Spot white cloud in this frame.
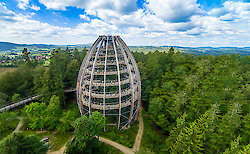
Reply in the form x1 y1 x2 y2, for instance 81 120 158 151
66 19 120 37
0 3 120 44
17 0 40 11
30 4 40 11
39 0 137 14
38 0 72 10
145 0 201 22
0 1 250 46
38 0 203 34
0 3 69 43
186 27 202 35
79 14 90 21
208 1 250 21
38 0 139 27
30 12 35 16
17 0 29 10
0 2 14 15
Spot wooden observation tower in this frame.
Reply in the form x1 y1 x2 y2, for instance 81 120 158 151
76 35 141 130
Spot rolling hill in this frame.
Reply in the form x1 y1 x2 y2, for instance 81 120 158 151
0 41 249 56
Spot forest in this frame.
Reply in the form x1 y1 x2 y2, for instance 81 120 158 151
0 47 249 153
134 48 249 153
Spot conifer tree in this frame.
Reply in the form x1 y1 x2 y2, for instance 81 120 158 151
73 48 80 62
165 113 187 152
212 103 242 153
65 47 71 57
22 48 30 62
171 104 220 153
241 144 250 153
223 136 241 154
240 113 250 145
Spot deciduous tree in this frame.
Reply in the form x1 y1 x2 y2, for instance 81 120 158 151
0 132 48 154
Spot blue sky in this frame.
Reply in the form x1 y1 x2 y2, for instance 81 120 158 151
0 0 249 46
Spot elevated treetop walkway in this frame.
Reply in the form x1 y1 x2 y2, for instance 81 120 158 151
0 88 76 113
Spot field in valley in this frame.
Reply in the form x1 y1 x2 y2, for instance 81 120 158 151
0 67 16 76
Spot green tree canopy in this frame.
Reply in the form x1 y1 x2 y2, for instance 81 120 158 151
44 95 61 130
11 93 21 102
25 102 47 130
66 116 99 154
0 92 8 106
90 111 105 136
0 132 48 154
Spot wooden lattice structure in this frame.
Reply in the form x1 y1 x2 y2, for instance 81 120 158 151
76 35 141 130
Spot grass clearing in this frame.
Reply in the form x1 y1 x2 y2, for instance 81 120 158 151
21 130 72 151
98 142 123 154
51 132 72 151
101 120 139 148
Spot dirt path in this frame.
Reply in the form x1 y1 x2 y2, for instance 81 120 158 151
47 143 67 154
99 137 134 154
46 108 144 154
12 118 67 154
132 108 144 152
14 118 23 132
99 107 144 153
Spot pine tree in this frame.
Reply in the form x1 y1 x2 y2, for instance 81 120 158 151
240 113 250 145
22 48 30 62
171 104 220 153
213 103 242 153
165 113 187 152
73 48 80 62
241 144 250 153
65 47 71 57
223 136 241 154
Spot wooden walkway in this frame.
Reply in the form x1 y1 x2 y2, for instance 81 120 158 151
0 88 76 113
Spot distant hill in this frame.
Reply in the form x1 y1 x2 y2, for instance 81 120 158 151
0 42 91 52
0 41 249 55
0 42 24 51
0 42 57 52
129 46 250 56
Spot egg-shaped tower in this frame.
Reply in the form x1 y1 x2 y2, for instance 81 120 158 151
76 35 141 130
